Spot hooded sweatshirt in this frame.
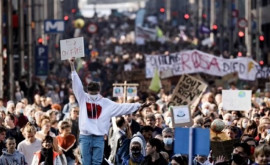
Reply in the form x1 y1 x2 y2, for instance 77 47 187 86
71 71 141 136
0 149 27 165
133 132 147 156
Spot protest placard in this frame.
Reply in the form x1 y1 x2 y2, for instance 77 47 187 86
222 90 251 111
113 87 124 97
127 87 137 97
174 128 210 156
169 74 208 106
60 37 84 60
171 106 193 127
211 139 240 160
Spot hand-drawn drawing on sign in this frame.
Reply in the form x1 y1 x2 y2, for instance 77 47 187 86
171 106 193 127
222 90 251 111
60 37 84 60
169 74 208 106
113 87 124 97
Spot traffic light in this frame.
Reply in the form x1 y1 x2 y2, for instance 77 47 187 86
64 15 69 21
259 60 264 66
238 31 245 44
259 35 264 49
212 24 218 35
160 8 165 13
237 51 242 57
37 37 43 44
202 13 207 20
184 14 190 21
71 8 77 14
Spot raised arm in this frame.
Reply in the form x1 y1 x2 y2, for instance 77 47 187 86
69 57 85 100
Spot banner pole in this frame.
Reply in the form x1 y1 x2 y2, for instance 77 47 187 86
188 128 193 165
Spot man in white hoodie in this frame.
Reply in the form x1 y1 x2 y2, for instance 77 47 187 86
69 58 147 165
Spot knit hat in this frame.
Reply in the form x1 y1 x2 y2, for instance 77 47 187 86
130 136 144 154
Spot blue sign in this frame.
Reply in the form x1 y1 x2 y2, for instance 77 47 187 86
174 128 210 156
44 20 65 33
35 46 48 76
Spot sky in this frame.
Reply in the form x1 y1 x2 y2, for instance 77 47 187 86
78 0 146 17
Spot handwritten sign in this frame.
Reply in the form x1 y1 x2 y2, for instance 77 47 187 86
145 50 267 80
222 90 251 111
169 75 207 106
60 37 84 60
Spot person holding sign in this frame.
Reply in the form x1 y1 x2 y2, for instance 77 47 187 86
69 57 149 165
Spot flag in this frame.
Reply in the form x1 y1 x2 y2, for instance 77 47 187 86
149 69 162 92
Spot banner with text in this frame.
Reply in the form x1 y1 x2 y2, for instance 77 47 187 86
145 50 266 81
169 75 207 106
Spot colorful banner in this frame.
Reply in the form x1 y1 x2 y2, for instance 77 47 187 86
145 50 265 81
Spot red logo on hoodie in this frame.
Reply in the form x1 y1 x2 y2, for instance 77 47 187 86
86 102 102 119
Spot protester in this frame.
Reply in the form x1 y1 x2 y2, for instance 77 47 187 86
253 144 270 165
0 127 6 156
56 121 76 165
32 135 63 165
17 122 42 164
0 137 27 165
142 138 168 165
122 136 145 165
69 57 149 165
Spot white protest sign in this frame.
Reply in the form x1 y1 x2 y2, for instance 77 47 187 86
222 90 251 111
171 105 193 127
113 87 124 97
127 87 137 97
60 37 84 60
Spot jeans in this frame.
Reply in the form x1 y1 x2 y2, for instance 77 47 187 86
79 134 104 165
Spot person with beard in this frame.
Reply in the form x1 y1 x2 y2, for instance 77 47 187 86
215 142 251 165
32 135 62 165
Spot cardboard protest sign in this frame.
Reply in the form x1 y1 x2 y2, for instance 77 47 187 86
211 139 240 160
169 74 208 106
60 37 84 60
222 90 251 111
171 106 193 127
174 128 210 156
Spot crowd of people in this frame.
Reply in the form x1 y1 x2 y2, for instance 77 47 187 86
1 8 270 165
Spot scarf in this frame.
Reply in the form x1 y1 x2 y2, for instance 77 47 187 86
129 154 144 163
40 148 53 165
